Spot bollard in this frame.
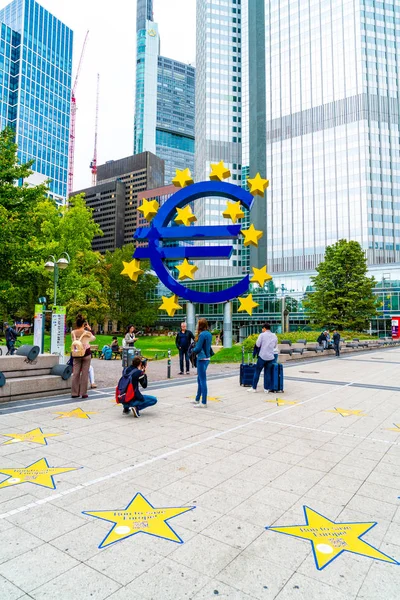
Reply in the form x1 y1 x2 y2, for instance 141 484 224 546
241 345 245 364
167 349 171 379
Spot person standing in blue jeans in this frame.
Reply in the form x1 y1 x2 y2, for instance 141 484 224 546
248 323 278 393
192 318 213 408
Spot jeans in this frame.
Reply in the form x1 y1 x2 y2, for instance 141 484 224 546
196 359 210 404
334 343 340 357
6 341 15 355
125 395 158 414
179 348 190 372
252 357 274 390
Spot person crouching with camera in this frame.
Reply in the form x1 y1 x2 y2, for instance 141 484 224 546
122 356 157 418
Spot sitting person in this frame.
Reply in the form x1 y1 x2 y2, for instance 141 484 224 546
122 356 157 418
111 337 119 353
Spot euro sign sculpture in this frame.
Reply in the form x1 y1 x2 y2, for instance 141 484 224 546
133 180 255 304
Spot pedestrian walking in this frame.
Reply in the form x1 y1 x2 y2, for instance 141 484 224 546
192 318 213 408
121 356 157 418
71 316 95 399
4 323 17 355
175 322 194 375
333 330 341 357
124 325 136 348
248 323 278 393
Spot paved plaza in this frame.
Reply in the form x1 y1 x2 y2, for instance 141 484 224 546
0 350 400 599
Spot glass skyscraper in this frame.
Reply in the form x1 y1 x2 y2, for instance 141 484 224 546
134 0 195 185
251 0 400 289
195 0 245 279
0 0 73 201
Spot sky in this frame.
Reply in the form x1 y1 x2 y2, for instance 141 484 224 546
1 0 196 191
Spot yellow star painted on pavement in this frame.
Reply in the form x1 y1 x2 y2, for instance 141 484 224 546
175 206 197 227
387 423 400 432
326 408 367 418
267 506 398 570
222 201 245 224
266 398 299 407
1 428 62 446
241 224 264 247
209 161 231 181
137 198 159 222
247 173 269 197
159 295 182 317
238 294 259 316
176 259 198 281
0 458 80 490
121 259 144 282
83 492 194 548
172 168 194 188
251 265 273 287
54 408 97 420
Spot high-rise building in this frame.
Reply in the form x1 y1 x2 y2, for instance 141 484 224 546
74 153 164 253
195 0 246 278
249 0 400 291
0 0 73 202
133 0 195 185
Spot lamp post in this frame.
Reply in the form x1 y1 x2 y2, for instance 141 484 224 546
44 253 70 307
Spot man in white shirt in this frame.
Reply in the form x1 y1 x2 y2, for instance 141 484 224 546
247 323 278 393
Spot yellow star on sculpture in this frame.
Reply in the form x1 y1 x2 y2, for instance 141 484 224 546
238 294 259 316
209 161 231 181
137 198 159 222
267 506 398 570
241 224 263 247
387 423 400 432
251 265 273 287
54 408 97 420
176 259 198 281
222 201 245 224
1 427 62 446
247 173 269 197
159 295 182 317
172 168 194 188
121 259 144 282
266 398 300 407
0 458 80 490
83 492 194 548
175 206 197 226
326 408 367 418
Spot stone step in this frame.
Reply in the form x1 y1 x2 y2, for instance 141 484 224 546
0 374 71 403
0 355 59 376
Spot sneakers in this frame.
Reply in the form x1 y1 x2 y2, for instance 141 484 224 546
247 388 257 393
186 371 190 375
264 389 270 393
81 394 89 399
131 406 140 418
91 384 97 389
178 371 184 375
193 403 207 408
193 399 200 405
122 408 130 415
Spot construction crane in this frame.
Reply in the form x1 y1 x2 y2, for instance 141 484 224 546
90 73 100 186
67 30 89 197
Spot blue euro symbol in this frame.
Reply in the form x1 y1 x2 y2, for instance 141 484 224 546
133 181 255 304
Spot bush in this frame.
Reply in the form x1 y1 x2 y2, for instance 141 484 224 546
243 330 378 352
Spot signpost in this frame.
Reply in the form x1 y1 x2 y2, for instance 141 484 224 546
33 304 45 354
50 306 66 363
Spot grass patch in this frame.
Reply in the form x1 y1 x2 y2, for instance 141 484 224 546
211 346 242 363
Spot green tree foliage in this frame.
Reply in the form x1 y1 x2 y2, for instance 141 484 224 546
303 239 378 330
105 244 159 328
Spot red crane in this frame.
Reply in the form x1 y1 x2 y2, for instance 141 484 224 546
90 73 100 186
67 30 89 198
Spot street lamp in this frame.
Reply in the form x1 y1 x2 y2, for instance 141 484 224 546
44 252 70 307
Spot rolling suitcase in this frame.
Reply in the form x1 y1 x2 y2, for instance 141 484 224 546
264 362 284 393
240 352 256 387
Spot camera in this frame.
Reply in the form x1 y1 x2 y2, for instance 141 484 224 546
141 358 148 368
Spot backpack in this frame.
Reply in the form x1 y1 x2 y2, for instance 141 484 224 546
102 345 113 360
71 332 86 357
115 368 135 404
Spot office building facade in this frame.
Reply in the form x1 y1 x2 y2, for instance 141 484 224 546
134 0 195 185
195 0 246 279
0 0 73 201
74 153 164 253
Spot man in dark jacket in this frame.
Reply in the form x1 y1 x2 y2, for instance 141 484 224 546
175 322 194 375
317 331 327 349
122 357 157 418
333 330 341 357
4 323 17 356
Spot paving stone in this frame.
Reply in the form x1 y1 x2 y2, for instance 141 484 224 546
29 563 120 599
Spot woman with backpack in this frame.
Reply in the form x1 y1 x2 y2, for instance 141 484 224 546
71 316 95 398
192 318 213 408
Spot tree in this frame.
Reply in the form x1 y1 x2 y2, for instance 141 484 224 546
105 244 159 328
303 239 378 330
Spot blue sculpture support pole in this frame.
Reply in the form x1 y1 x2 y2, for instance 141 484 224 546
186 302 195 336
223 302 233 349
